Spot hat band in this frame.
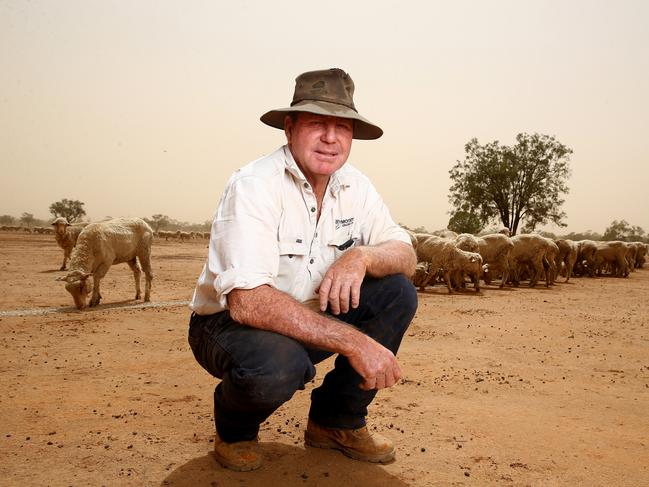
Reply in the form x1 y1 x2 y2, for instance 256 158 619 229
290 98 357 113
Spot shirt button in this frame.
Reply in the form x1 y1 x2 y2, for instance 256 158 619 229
310 207 316 213
304 182 309 188
310 258 314 264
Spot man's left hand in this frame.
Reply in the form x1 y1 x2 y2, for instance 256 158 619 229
317 248 368 314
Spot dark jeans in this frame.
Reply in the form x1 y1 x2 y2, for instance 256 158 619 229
188 274 418 443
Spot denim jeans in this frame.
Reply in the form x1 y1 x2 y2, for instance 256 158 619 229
188 274 418 443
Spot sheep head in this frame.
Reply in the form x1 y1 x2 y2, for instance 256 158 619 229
51 217 69 236
57 271 92 309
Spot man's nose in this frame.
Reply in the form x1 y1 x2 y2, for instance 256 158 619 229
321 123 337 143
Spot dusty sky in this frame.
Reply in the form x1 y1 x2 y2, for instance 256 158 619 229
1 0 648 234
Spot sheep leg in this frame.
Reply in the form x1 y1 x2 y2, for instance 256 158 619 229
443 270 454 294
138 250 153 302
89 265 109 307
61 248 71 271
500 260 510 288
127 258 142 300
529 258 543 287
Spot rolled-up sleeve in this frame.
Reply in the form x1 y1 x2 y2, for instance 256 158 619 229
207 174 282 308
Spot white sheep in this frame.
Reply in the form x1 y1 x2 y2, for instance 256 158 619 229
56 217 154 309
416 236 483 293
51 217 89 270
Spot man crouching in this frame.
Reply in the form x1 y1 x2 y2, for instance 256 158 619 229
188 68 418 471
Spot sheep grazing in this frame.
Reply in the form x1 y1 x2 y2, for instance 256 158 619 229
509 234 554 287
411 261 431 291
592 241 629 277
56 217 154 310
51 217 89 270
475 234 514 288
416 236 483 293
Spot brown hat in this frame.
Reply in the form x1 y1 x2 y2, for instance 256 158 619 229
260 68 383 140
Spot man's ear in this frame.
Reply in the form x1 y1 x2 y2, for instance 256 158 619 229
284 114 293 141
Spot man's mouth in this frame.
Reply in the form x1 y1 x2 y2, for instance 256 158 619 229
315 150 338 157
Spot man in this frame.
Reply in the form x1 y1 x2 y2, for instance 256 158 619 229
189 68 418 471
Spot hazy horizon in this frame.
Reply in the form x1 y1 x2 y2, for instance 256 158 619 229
2 1 648 235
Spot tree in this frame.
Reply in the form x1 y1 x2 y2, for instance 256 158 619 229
49 199 86 223
602 220 645 241
447 210 483 235
144 214 171 232
0 215 15 225
20 212 35 227
448 133 572 235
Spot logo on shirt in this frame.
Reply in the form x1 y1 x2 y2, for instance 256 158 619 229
335 217 354 230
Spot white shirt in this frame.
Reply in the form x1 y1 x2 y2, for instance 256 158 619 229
190 145 411 315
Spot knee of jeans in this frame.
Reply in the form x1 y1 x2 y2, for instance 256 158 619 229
385 274 418 320
229 349 315 408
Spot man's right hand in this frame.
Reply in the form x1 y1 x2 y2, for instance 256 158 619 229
346 335 402 390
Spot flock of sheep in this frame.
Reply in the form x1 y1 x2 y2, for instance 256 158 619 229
407 228 649 293
11 216 647 311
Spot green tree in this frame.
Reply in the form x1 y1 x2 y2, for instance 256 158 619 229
447 210 483 235
0 215 15 225
602 220 645 241
448 133 572 235
49 199 86 223
144 214 171 232
20 212 35 227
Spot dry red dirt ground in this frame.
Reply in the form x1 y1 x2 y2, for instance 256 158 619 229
1 232 647 486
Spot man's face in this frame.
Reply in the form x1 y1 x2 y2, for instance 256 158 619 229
284 112 353 184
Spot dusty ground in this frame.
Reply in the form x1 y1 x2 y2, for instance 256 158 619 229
1 232 647 487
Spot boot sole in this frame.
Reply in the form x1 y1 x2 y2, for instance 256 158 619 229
304 435 396 464
211 450 262 472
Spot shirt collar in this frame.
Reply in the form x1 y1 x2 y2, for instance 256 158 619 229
282 145 351 196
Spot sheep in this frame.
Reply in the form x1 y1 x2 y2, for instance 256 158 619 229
56 217 153 310
592 241 629 277
498 227 511 237
475 234 514 288
574 240 599 276
554 239 579 282
509 234 554 287
411 261 431 291
51 217 89 270
416 236 483 293
634 242 648 268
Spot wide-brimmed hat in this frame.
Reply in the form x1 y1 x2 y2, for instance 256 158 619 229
260 68 383 140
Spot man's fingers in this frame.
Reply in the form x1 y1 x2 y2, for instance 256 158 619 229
319 276 332 311
350 281 361 309
339 281 352 314
328 279 342 315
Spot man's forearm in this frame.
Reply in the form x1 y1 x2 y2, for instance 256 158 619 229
358 240 417 278
227 285 367 356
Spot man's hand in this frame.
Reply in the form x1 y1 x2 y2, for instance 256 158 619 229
318 248 368 314
346 335 402 390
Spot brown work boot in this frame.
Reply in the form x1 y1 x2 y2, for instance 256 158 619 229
304 419 396 464
212 432 262 471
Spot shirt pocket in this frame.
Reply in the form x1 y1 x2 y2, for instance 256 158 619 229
277 237 308 294
327 230 359 262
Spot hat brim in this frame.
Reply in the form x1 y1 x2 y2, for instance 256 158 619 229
260 100 383 140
